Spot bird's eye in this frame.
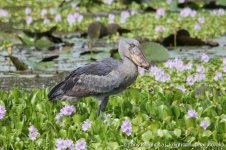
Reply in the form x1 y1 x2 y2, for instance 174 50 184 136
130 44 136 48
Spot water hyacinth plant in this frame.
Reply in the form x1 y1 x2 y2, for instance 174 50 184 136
0 56 226 149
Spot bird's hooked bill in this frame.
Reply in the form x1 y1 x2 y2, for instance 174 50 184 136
130 48 150 69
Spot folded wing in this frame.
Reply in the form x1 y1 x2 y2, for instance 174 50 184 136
48 58 121 101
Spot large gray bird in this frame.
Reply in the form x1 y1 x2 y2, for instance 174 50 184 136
48 38 150 115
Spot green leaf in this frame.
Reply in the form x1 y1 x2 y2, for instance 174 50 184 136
217 0 226 5
141 131 153 142
169 0 179 11
158 105 172 121
91 143 101 149
59 129 67 138
31 91 39 105
202 130 212 137
173 129 181 138
157 129 164 137
142 42 169 62
107 142 119 150
14 141 23 149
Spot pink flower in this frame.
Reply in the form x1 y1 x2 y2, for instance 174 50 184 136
186 75 195 85
190 10 196 17
178 0 185 3
28 125 39 141
56 139 74 150
43 18 50 24
180 8 191 17
218 9 225 15
223 58 226 65
120 11 130 23
67 13 83 25
108 14 115 23
156 73 170 82
200 120 209 130
155 25 166 32
0 9 10 17
56 113 63 122
103 0 114 5
214 72 223 81
26 16 33 25
41 9 48 17
201 54 209 62
49 8 56 15
55 14 62 22
167 0 172 4
149 66 170 82
185 63 193 70
194 73 205 81
130 10 137 16
180 8 196 17
164 58 191 71
196 65 205 73
67 13 75 25
223 65 226 73
74 13 83 22
194 23 201 30
198 16 205 24
177 85 186 93
121 119 132 136
96 16 101 21
75 139 86 150
25 7 32 15
212 9 225 15
187 109 198 118
156 8 165 18
82 119 92 131
60 105 76 116
0 105 6 120
138 66 145 75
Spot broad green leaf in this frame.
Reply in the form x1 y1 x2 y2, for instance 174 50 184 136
202 130 212 137
107 142 119 150
142 131 153 142
142 42 169 62
173 129 181 138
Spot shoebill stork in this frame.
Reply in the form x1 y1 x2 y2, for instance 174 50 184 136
48 38 150 115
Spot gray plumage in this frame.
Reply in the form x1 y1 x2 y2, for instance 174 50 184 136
48 38 150 115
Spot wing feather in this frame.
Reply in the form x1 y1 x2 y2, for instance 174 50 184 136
48 58 122 100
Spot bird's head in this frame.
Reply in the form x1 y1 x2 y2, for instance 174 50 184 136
118 38 150 68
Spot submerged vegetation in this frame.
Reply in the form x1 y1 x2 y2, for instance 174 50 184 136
1 0 226 149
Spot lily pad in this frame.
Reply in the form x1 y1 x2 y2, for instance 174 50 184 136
142 42 169 62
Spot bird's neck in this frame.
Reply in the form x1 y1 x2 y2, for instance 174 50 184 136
120 57 138 73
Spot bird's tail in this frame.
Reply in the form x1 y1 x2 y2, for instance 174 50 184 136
48 82 65 101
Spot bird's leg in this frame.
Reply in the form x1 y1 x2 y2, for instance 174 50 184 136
97 96 109 116
101 96 109 112
97 100 102 116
